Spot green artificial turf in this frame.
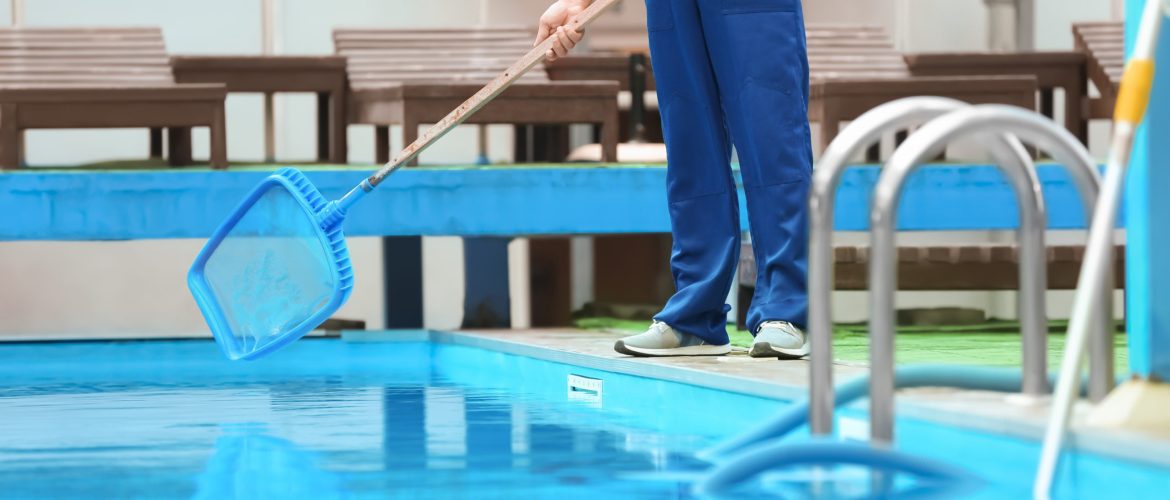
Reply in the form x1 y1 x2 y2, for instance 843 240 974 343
574 316 1128 372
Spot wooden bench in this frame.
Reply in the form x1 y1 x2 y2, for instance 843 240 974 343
1073 22 1123 121
0 27 227 169
736 243 1125 327
904 51 1088 143
334 27 620 164
546 54 655 92
806 25 1038 155
551 25 1037 157
171 55 348 164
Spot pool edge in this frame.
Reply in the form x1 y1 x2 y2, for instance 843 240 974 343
430 330 1170 470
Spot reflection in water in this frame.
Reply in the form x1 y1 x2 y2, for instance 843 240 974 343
0 379 710 497
194 424 343 499
372 383 707 497
0 341 1012 498
383 386 427 472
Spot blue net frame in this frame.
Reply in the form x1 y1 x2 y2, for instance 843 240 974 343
188 168 354 361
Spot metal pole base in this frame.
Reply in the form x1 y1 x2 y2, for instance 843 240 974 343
1086 378 1170 434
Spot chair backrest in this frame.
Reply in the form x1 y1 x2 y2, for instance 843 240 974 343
334 24 908 86
334 27 550 89
806 24 909 80
1072 21 1123 95
0 27 174 86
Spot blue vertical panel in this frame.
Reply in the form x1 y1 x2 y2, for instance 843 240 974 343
1125 0 1170 379
383 236 424 329
462 237 512 328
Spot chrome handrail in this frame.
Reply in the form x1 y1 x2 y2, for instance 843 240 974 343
808 97 1048 437
868 104 1109 443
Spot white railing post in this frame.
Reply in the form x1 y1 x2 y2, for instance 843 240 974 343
984 0 1020 51
12 0 25 26
261 0 278 162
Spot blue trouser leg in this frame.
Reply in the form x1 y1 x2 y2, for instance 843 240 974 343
647 0 812 343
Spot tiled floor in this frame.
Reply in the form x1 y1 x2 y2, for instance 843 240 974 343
464 327 864 388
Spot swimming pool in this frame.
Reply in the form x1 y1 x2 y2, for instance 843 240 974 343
1 334 1167 498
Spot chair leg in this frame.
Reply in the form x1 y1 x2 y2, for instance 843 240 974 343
375 125 390 164
330 89 348 164
317 92 330 162
0 105 19 169
1067 79 1089 145
209 105 228 170
600 114 619 163
894 129 909 148
149 127 164 159
817 108 841 157
1040 88 1055 121
167 127 193 167
403 120 419 167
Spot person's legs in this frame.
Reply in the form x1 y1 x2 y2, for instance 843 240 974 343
643 0 741 346
695 0 813 336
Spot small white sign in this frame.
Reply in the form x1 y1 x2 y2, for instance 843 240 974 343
567 374 603 407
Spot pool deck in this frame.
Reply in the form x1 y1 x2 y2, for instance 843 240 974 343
434 328 1170 468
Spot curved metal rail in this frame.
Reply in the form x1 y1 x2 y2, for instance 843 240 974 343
868 104 1109 443
808 97 1047 436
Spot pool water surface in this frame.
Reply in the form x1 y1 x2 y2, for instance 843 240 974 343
0 339 780 498
1 337 1168 499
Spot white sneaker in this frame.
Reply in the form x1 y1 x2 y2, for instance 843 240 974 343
750 321 810 359
614 321 731 357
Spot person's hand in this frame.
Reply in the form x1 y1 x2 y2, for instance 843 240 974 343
535 0 591 62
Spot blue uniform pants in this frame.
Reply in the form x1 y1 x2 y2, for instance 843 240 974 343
647 0 812 344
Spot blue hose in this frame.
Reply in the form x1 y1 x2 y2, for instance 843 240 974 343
698 364 1048 461
695 439 977 496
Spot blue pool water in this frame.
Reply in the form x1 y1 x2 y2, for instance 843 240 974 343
0 339 779 498
1 338 1167 498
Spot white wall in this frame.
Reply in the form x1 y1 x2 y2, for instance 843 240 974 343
1034 0 1112 49
901 0 988 51
0 239 385 339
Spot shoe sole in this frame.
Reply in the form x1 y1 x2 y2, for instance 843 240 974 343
614 340 731 357
749 341 810 360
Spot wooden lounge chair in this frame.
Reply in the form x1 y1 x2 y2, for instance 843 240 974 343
806 24 1037 154
547 54 654 92
550 25 1037 157
1073 22 1123 122
904 51 1087 143
334 27 620 164
736 243 1126 328
171 55 348 164
0 27 227 169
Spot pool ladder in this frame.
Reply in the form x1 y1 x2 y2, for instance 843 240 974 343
696 97 1117 494
810 98 1114 442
